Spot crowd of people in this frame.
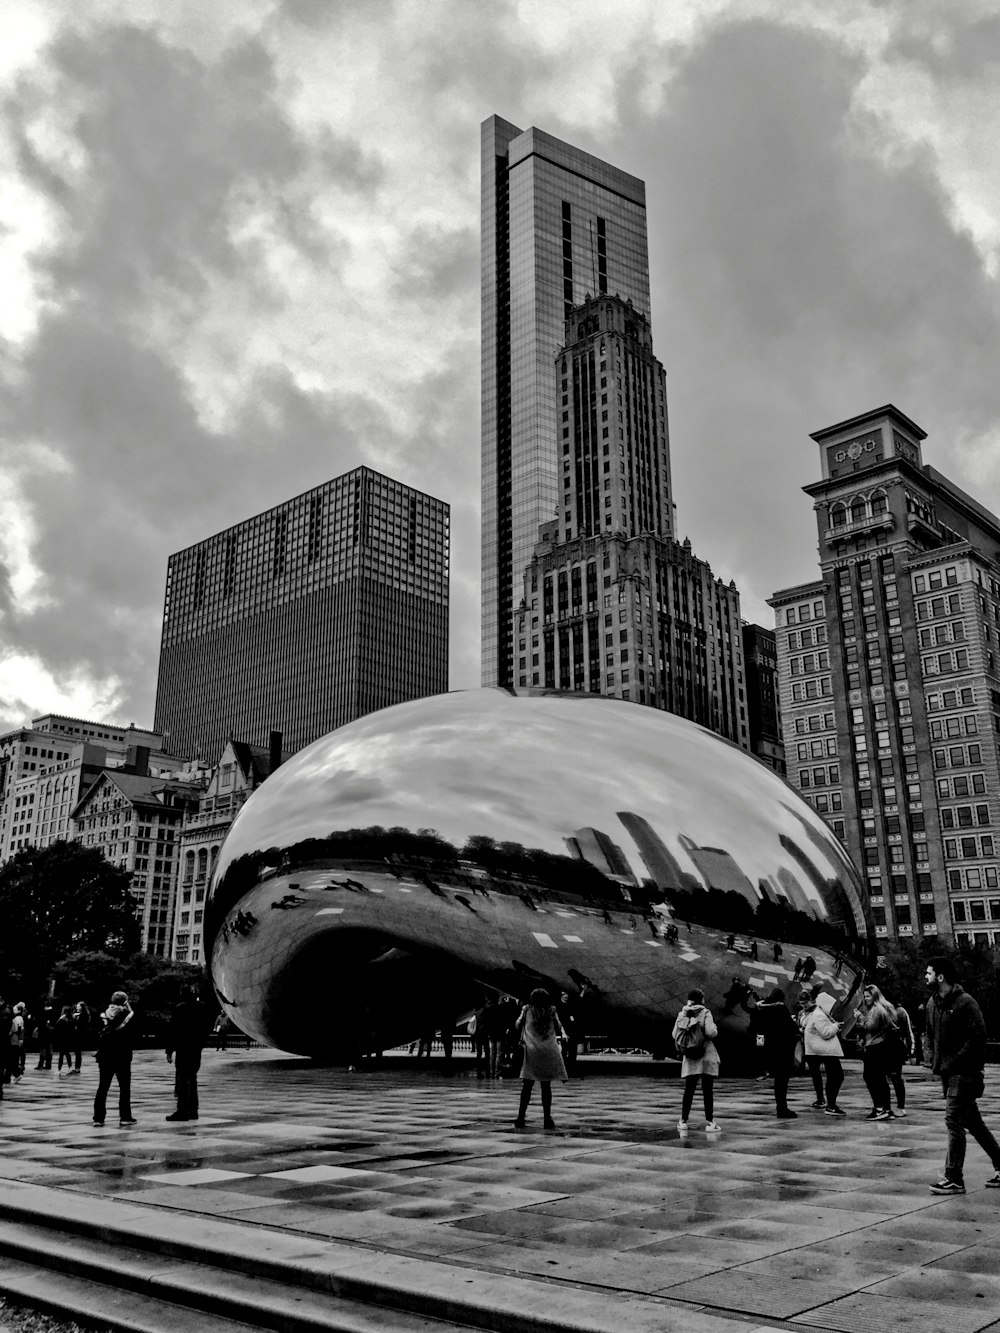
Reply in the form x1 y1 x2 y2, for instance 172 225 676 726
1 988 215 1126
4 957 1000 1195
672 957 1000 1195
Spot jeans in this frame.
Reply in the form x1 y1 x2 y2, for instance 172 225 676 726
943 1073 1000 1184
93 1056 132 1123
863 1045 891 1110
681 1073 714 1122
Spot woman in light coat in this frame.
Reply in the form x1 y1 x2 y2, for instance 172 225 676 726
671 988 721 1135
513 989 567 1131
802 991 847 1116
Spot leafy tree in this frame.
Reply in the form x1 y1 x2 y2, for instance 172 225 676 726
0 841 141 998
877 937 1000 1038
51 950 211 1044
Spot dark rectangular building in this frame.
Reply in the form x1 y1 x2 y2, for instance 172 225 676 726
154 467 449 763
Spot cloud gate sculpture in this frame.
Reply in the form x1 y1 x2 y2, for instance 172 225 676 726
208 690 870 1060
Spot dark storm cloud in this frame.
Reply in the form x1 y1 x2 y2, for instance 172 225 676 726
610 18 1000 618
0 22 392 730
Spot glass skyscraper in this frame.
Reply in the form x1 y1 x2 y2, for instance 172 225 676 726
481 116 650 686
154 467 449 763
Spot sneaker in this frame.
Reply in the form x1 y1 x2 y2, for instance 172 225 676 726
894 1108 907 1117
776 1108 798 1119
677 1119 689 1136
811 1100 826 1110
985 1172 1000 1189
825 1105 847 1117
119 1118 137 1127
543 1118 557 1130
92 1119 104 1126
165 1113 191 1122
929 1179 965 1194
513 1120 526 1131
705 1121 722 1133
874 1109 895 1121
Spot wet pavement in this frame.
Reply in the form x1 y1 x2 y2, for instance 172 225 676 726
3 1049 1000 1331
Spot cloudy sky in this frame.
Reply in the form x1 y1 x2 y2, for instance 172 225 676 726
2 0 999 736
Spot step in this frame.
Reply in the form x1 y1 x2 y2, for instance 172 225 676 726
0 1180 744 1333
0 1216 466 1332
0 1260 261 1333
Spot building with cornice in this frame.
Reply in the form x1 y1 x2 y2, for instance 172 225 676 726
771 404 1000 946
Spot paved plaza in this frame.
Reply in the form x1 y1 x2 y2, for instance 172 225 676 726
3 1049 1000 1331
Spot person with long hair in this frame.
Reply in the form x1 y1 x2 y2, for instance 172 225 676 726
858 982 900 1120
513 989 567 1130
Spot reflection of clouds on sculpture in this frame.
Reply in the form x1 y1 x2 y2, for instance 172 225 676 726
214 689 857 927
208 690 868 1058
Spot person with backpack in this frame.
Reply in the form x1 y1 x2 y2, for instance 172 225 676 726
672 989 721 1135
858 982 901 1121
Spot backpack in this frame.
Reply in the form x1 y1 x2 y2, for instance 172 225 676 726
674 1012 706 1060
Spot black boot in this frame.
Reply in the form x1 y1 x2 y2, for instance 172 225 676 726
514 1080 532 1128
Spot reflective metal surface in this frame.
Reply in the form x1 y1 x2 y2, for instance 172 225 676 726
209 689 870 1058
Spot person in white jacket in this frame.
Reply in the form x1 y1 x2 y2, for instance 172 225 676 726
672 989 721 1135
802 991 847 1116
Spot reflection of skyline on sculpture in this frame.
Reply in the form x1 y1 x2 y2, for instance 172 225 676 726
214 690 857 931
208 691 869 1057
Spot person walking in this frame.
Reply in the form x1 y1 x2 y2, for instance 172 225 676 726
753 989 800 1118
672 989 721 1134
513 989 567 1130
885 991 914 1116
54 1006 75 1073
925 956 1000 1195
803 992 847 1115
165 987 210 1121
92 992 136 1127
857 982 900 1121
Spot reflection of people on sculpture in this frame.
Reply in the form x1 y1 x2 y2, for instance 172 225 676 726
514 989 567 1130
721 976 749 1016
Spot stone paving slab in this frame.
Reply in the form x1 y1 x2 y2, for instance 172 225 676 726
3 1050 1000 1330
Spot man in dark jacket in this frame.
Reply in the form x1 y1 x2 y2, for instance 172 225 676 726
752 989 800 1118
165 988 211 1121
93 991 136 1127
925 956 1000 1194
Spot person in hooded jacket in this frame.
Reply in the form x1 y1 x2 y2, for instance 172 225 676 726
672 989 721 1134
803 992 847 1116
754 989 800 1118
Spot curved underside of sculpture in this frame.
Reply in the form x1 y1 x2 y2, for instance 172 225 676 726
208 689 870 1059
